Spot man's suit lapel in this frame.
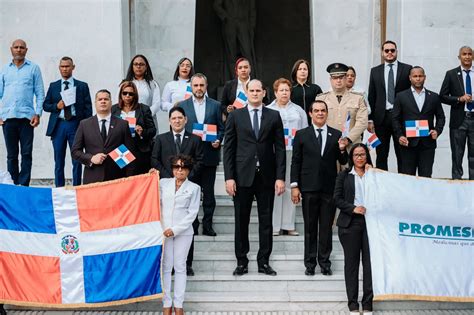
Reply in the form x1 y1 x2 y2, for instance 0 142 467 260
92 116 103 145
181 132 191 152
395 62 404 87
322 128 334 157
308 126 321 154
407 90 422 114
241 107 255 140
456 67 465 94
204 98 212 123
105 115 118 147
185 99 198 125
167 132 178 155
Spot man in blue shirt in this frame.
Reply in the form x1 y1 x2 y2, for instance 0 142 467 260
0 39 45 186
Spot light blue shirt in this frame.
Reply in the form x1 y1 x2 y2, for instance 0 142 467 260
59 77 76 118
0 59 45 120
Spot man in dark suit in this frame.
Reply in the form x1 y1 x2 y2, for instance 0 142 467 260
71 89 135 184
439 46 474 179
178 73 224 236
43 56 92 187
392 66 445 177
290 100 348 276
224 79 286 276
151 106 203 276
368 40 412 171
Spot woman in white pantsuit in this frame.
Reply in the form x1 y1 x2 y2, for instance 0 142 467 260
267 78 308 236
159 154 200 315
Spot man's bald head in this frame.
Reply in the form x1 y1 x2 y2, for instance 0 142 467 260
10 39 28 64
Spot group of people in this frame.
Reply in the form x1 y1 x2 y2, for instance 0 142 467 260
1 37 473 315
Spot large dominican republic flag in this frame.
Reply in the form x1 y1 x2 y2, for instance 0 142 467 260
0 174 163 307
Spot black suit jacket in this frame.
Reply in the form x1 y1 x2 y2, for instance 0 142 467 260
439 66 468 129
368 61 412 125
150 131 203 182
71 115 135 184
223 106 286 188
220 79 239 116
333 169 360 228
111 103 156 153
178 97 225 166
43 79 92 136
290 125 348 194
392 88 445 148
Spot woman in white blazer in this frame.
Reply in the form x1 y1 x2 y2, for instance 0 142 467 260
159 154 200 315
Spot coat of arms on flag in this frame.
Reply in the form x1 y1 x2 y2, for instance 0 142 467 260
192 123 218 142
341 112 351 138
284 128 297 150
184 85 192 100
232 91 247 109
124 117 137 137
367 132 381 149
0 174 163 307
405 120 429 137
108 144 136 168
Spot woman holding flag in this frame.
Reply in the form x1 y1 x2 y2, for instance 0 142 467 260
334 143 373 315
112 81 156 174
267 78 308 236
159 154 200 315
161 57 195 112
220 57 252 121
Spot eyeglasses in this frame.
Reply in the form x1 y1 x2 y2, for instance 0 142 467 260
384 49 396 53
122 91 135 97
171 164 188 170
133 63 146 67
354 153 367 158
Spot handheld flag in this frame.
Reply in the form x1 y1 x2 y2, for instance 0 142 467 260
341 112 351 138
284 128 297 150
367 132 381 149
0 174 162 307
184 85 192 100
232 91 247 109
405 120 429 137
108 144 136 168
124 117 137 137
192 123 218 142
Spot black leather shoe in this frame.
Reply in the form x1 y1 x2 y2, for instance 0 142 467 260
258 264 277 276
232 265 248 276
202 227 217 236
321 267 332 276
0 304 6 315
305 267 315 276
186 265 195 276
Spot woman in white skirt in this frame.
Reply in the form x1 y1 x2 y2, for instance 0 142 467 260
159 154 200 315
267 78 308 236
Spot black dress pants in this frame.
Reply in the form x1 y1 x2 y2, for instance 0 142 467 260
450 115 474 179
400 144 435 177
375 110 402 172
338 216 373 312
301 191 336 270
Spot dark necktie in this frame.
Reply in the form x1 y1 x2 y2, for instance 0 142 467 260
253 109 259 139
100 119 107 142
63 81 72 120
336 95 342 103
175 133 182 153
465 70 473 111
317 128 323 154
387 64 395 104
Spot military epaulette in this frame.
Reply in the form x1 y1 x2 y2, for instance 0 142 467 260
317 91 330 96
349 91 364 96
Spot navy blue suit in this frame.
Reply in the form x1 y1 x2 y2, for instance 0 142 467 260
178 96 225 232
43 78 92 186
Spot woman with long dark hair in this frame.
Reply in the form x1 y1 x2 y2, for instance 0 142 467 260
161 57 195 111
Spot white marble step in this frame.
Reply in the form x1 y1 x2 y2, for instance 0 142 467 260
8 310 474 314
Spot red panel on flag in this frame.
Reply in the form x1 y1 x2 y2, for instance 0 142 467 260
206 124 217 132
76 175 160 232
108 150 119 160
0 252 62 304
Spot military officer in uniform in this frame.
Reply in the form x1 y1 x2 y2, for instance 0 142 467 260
316 63 368 148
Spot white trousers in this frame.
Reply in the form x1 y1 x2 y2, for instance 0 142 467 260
273 151 296 232
162 234 193 308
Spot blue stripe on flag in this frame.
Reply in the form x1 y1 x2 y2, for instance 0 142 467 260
0 184 56 234
405 120 416 127
83 245 162 303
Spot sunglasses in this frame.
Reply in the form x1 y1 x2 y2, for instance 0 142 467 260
384 49 396 53
171 164 189 170
122 91 135 97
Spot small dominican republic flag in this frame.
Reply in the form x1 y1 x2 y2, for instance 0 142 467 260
192 123 218 142
124 117 137 137
367 132 381 149
341 112 351 138
405 120 429 137
184 85 192 100
284 128 297 150
108 144 136 169
0 174 162 307
233 91 247 109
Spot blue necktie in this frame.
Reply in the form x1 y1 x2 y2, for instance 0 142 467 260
465 70 473 111
387 64 395 104
253 109 259 139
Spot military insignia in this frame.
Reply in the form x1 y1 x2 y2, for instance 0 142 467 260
61 235 80 254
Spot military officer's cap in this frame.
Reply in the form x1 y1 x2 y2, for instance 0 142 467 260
326 63 349 76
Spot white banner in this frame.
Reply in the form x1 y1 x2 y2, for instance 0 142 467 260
364 169 474 302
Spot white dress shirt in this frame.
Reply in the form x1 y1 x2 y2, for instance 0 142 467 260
59 77 75 119
96 113 112 133
384 60 398 110
161 78 190 111
236 77 250 99
173 129 185 144
349 167 366 207
313 123 328 155
192 96 206 123
247 104 263 130
133 79 161 116
411 86 426 112
461 66 474 112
